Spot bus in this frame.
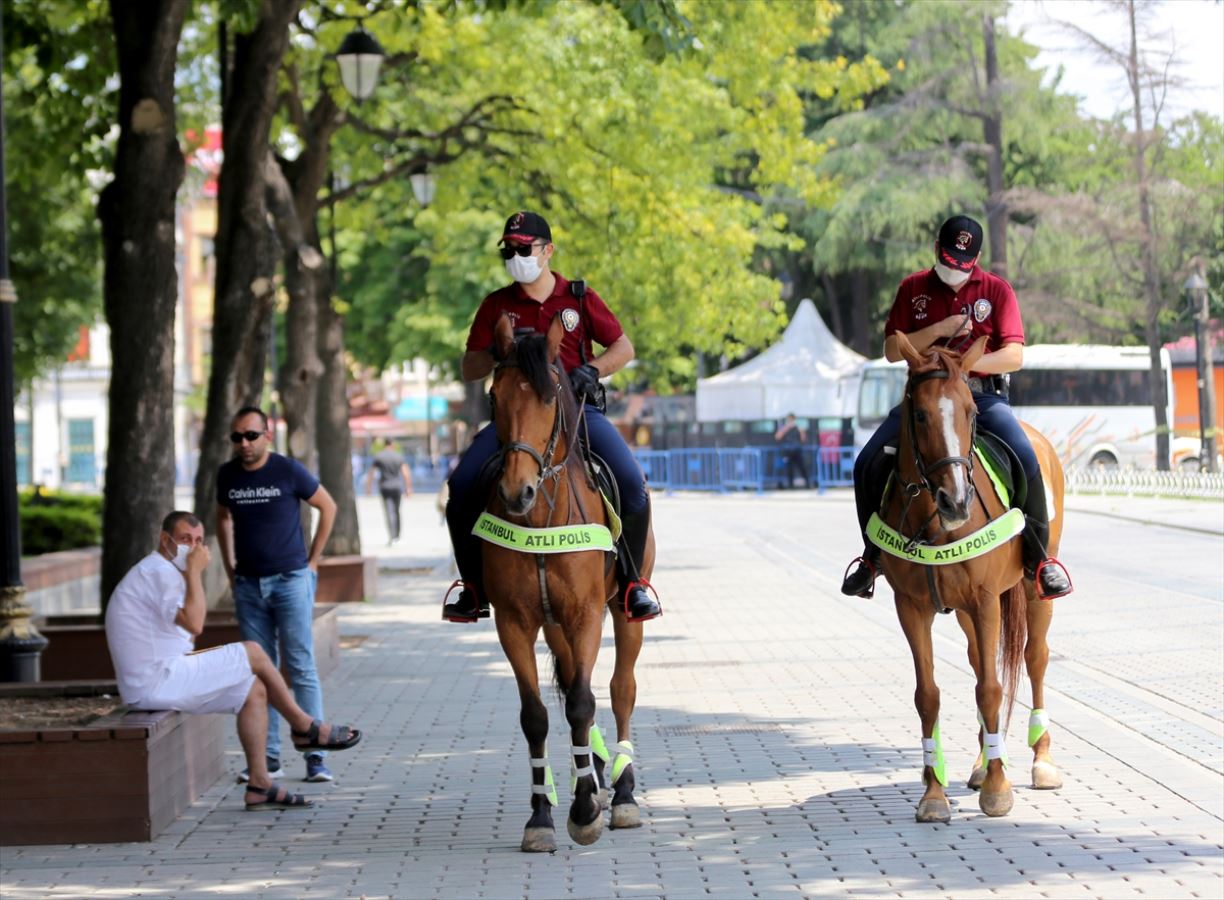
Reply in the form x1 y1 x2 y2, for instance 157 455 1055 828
851 344 1175 469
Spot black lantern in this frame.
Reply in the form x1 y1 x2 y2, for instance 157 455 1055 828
335 24 384 103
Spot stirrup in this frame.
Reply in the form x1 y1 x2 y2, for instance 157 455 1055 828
841 556 878 599
1034 558 1073 601
442 580 488 622
622 579 662 624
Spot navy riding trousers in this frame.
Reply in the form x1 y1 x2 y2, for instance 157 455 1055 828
852 391 1039 538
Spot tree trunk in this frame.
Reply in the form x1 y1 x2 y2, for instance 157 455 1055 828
97 0 188 606
849 269 873 356
820 274 846 344
982 14 1008 278
193 1 301 531
1126 0 1170 470
317 288 361 555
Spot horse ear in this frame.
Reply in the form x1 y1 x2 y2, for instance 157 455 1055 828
493 314 514 361
546 314 565 363
894 332 926 369
960 335 989 373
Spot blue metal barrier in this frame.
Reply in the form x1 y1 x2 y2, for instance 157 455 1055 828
634 447 857 493
667 448 724 491
719 448 765 492
635 450 671 489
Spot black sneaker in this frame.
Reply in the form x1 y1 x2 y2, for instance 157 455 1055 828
237 756 284 783
304 753 333 782
442 583 489 622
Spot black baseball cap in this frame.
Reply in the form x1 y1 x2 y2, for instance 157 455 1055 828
936 215 983 271
501 211 551 245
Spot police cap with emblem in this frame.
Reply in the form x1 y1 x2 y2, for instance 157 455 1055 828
936 215 983 272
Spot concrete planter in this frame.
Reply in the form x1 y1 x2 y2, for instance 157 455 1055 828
36 604 341 682
316 555 378 602
0 681 226 846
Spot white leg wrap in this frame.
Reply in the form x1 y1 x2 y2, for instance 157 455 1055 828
571 745 594 779
983 731 1006 761
922 737 939 768
530 755 558 805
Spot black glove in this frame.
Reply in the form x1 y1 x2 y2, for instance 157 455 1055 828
569 364 601 397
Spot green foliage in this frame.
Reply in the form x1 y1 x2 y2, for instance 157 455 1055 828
18 488 103 555
337 0 885 391
2 0 112 386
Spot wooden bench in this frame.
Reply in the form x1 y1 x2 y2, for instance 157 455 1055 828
0 683 226 846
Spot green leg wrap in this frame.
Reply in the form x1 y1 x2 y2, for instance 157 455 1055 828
610 739 634 784
1028 708 1049 748
922 721 949 787
590 723 611 763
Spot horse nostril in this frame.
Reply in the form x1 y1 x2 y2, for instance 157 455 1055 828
521 485 536 505
936 488 956 514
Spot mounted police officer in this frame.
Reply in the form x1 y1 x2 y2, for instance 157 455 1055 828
841 215 1073 601
442 211 662 624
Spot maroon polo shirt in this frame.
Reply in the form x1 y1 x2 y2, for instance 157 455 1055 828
885 266 1025 374
466 273 624 372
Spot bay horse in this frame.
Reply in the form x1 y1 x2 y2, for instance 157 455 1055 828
483 312 651 851
876 333 1064 823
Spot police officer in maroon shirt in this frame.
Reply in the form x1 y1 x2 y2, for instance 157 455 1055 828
841 215 1072 601
442 211 662 624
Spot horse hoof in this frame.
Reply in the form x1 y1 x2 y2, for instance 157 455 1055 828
915 798 951 824
979 789 1015 817
567 814 605 846
598 787 610 810
610 802 642 829
521 826 557 853
967 766 987 791
1032 760 1063 790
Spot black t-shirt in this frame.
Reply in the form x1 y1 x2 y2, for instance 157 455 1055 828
371 449 405 492
216 453 319 577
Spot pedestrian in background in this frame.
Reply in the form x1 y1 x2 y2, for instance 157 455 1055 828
775 412 810 489
216 406 339 784
366 440 413 545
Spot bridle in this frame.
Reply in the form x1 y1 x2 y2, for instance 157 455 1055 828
491 358 569 514
896 366 979 542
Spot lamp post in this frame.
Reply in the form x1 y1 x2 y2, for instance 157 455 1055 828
1183 272 1218 473
0 5 49 681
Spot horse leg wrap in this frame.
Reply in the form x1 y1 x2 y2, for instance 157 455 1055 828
570 745 594 792
589 723 611 763
922 721 949 787
611 740 634 785
977 710 1009 767
1028 709 1049 747
529 755 558 807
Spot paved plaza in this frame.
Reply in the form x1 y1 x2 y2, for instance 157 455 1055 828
2 487 1222 899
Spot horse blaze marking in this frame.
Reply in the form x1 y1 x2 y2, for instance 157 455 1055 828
938 396 967 497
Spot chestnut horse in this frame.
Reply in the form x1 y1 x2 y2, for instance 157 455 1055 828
483 313 651 851
876 334 1064 823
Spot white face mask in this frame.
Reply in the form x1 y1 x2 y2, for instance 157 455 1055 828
167 541 190 572
505 254 542 284
934 261 971 289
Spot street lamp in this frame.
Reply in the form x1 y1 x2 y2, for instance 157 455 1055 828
0 5 49 681
335 23 385 103
1183 271 1218 473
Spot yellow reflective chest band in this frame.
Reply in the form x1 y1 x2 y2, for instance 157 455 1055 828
867 508 1025 565
473 512 615 554
975 445 1011 507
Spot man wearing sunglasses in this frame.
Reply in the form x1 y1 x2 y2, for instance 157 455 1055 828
442 210 662 625
216 406 339 784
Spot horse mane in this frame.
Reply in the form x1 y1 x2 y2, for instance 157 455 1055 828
510 331 582 463
910 345 967 382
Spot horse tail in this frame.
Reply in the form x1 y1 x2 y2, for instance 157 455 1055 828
551 653 569 702
998 580 1028 729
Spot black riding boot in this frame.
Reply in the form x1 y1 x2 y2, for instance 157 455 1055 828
618 497 662 622
840 448 893 598
442 497 490 622
1019 472 1072 600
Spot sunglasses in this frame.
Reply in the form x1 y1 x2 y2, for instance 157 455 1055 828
498 242 542 260
230 430 264 444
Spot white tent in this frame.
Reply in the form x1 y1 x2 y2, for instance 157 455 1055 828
696 298 866 422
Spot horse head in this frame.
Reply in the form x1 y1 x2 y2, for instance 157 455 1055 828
894 332 988 531
489 313 573 517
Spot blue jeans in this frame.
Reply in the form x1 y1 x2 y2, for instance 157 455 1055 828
852 393 1039 540
233 566 323 760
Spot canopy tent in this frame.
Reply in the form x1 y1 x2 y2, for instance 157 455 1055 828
696 298 866 422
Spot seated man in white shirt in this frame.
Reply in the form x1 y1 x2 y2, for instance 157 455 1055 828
105 511 363 811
